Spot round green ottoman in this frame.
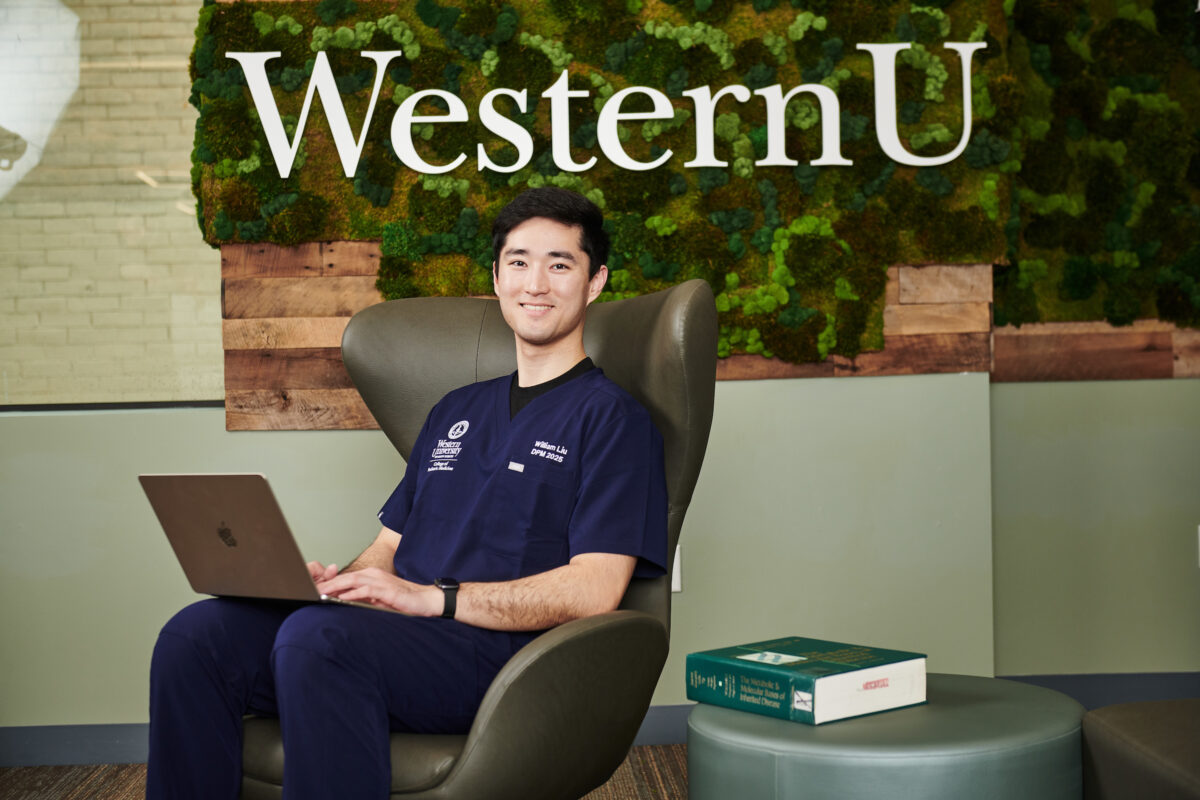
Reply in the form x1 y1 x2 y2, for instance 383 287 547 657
687 673 1085 800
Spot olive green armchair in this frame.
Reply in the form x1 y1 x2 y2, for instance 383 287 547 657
240 278 718 799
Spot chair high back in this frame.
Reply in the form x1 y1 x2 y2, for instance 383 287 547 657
341 279 718 629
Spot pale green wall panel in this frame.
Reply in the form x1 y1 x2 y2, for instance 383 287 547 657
655 372 995 706
4 376 1196 726
991 380 1200 676
1 372 996 725
0 408 404 727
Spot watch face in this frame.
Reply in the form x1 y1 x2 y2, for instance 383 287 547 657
436 577 459 589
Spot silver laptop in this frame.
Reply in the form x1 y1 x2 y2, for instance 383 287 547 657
139 473 382 610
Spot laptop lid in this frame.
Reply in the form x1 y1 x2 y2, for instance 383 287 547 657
139 473 322 603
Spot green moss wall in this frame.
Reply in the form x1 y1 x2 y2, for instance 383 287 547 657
191 0 1011 364
191 0 1200 365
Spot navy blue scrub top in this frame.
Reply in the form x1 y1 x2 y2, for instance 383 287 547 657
379 367 669 586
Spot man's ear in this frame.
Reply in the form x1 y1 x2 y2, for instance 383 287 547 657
586 264 609 305
492 261 499 291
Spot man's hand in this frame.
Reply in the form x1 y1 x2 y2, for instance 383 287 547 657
306 526 401 586
308 525 635 629
307 561 339 583
316 568 442 616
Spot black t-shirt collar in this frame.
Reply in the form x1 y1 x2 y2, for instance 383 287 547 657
509 357 595 419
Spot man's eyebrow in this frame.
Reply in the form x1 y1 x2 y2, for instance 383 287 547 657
501 246 577 262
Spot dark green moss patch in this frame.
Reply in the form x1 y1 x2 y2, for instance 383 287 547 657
998 0 1200 330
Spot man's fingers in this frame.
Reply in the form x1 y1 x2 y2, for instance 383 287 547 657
319 570 401 609
338 586 378 604
317 569 369 597
331 581 385 608
307 561 340 583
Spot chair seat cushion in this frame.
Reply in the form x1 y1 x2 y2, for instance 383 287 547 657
1082 699 1200 800
243 716 468 793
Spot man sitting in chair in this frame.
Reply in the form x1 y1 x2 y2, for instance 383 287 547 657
147 187 668 799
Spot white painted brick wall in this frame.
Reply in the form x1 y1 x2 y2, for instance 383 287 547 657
0 0 222 405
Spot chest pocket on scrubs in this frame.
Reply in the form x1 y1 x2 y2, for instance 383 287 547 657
490 456 577 574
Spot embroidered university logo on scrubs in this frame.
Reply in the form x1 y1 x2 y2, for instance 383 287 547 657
428 420 470 472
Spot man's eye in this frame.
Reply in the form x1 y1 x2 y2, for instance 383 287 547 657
551 263 569 271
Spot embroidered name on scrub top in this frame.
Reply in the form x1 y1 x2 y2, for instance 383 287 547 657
530 440 568 463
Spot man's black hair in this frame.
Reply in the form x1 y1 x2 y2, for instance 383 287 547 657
491 187 610 278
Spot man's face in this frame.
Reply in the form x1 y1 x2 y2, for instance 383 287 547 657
493 217 608 350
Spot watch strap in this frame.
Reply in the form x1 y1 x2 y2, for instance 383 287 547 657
435 578 459 619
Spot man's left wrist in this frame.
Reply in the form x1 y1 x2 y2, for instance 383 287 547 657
434 577 459 619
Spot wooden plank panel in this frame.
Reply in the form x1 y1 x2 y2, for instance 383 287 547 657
219 242 379 280
223 318 349 350
223 276 382 319
221 243 323 279
224 349 355 391
833 333 992 377
1172 330 1200 378
717 354 835 381
222 242 381 279
225 389 379 430
992 331 1174 382
993 319 1177 336
899 265 993 304
885 266 900 306
321 241 381 275
884 302 991 335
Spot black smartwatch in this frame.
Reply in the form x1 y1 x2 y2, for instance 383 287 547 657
434 577 459 619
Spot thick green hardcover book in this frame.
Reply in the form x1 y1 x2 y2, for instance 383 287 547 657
686 636 927 725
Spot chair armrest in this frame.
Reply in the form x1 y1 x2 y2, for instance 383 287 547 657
405 610 668 800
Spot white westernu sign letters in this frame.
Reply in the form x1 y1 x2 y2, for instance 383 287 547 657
228 41 987 179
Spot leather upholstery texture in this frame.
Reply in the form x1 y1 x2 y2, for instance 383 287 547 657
241 279 718 798
1082 699 1200 800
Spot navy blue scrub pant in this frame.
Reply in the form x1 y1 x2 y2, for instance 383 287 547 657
147 598 534 800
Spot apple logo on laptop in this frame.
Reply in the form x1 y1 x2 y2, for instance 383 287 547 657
217 522 238 548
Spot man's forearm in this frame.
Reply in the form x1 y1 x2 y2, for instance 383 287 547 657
343 527 401 573
453 553 635 631
317 541 635 629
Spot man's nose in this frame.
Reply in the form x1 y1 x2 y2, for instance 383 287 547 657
524 266 549 293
